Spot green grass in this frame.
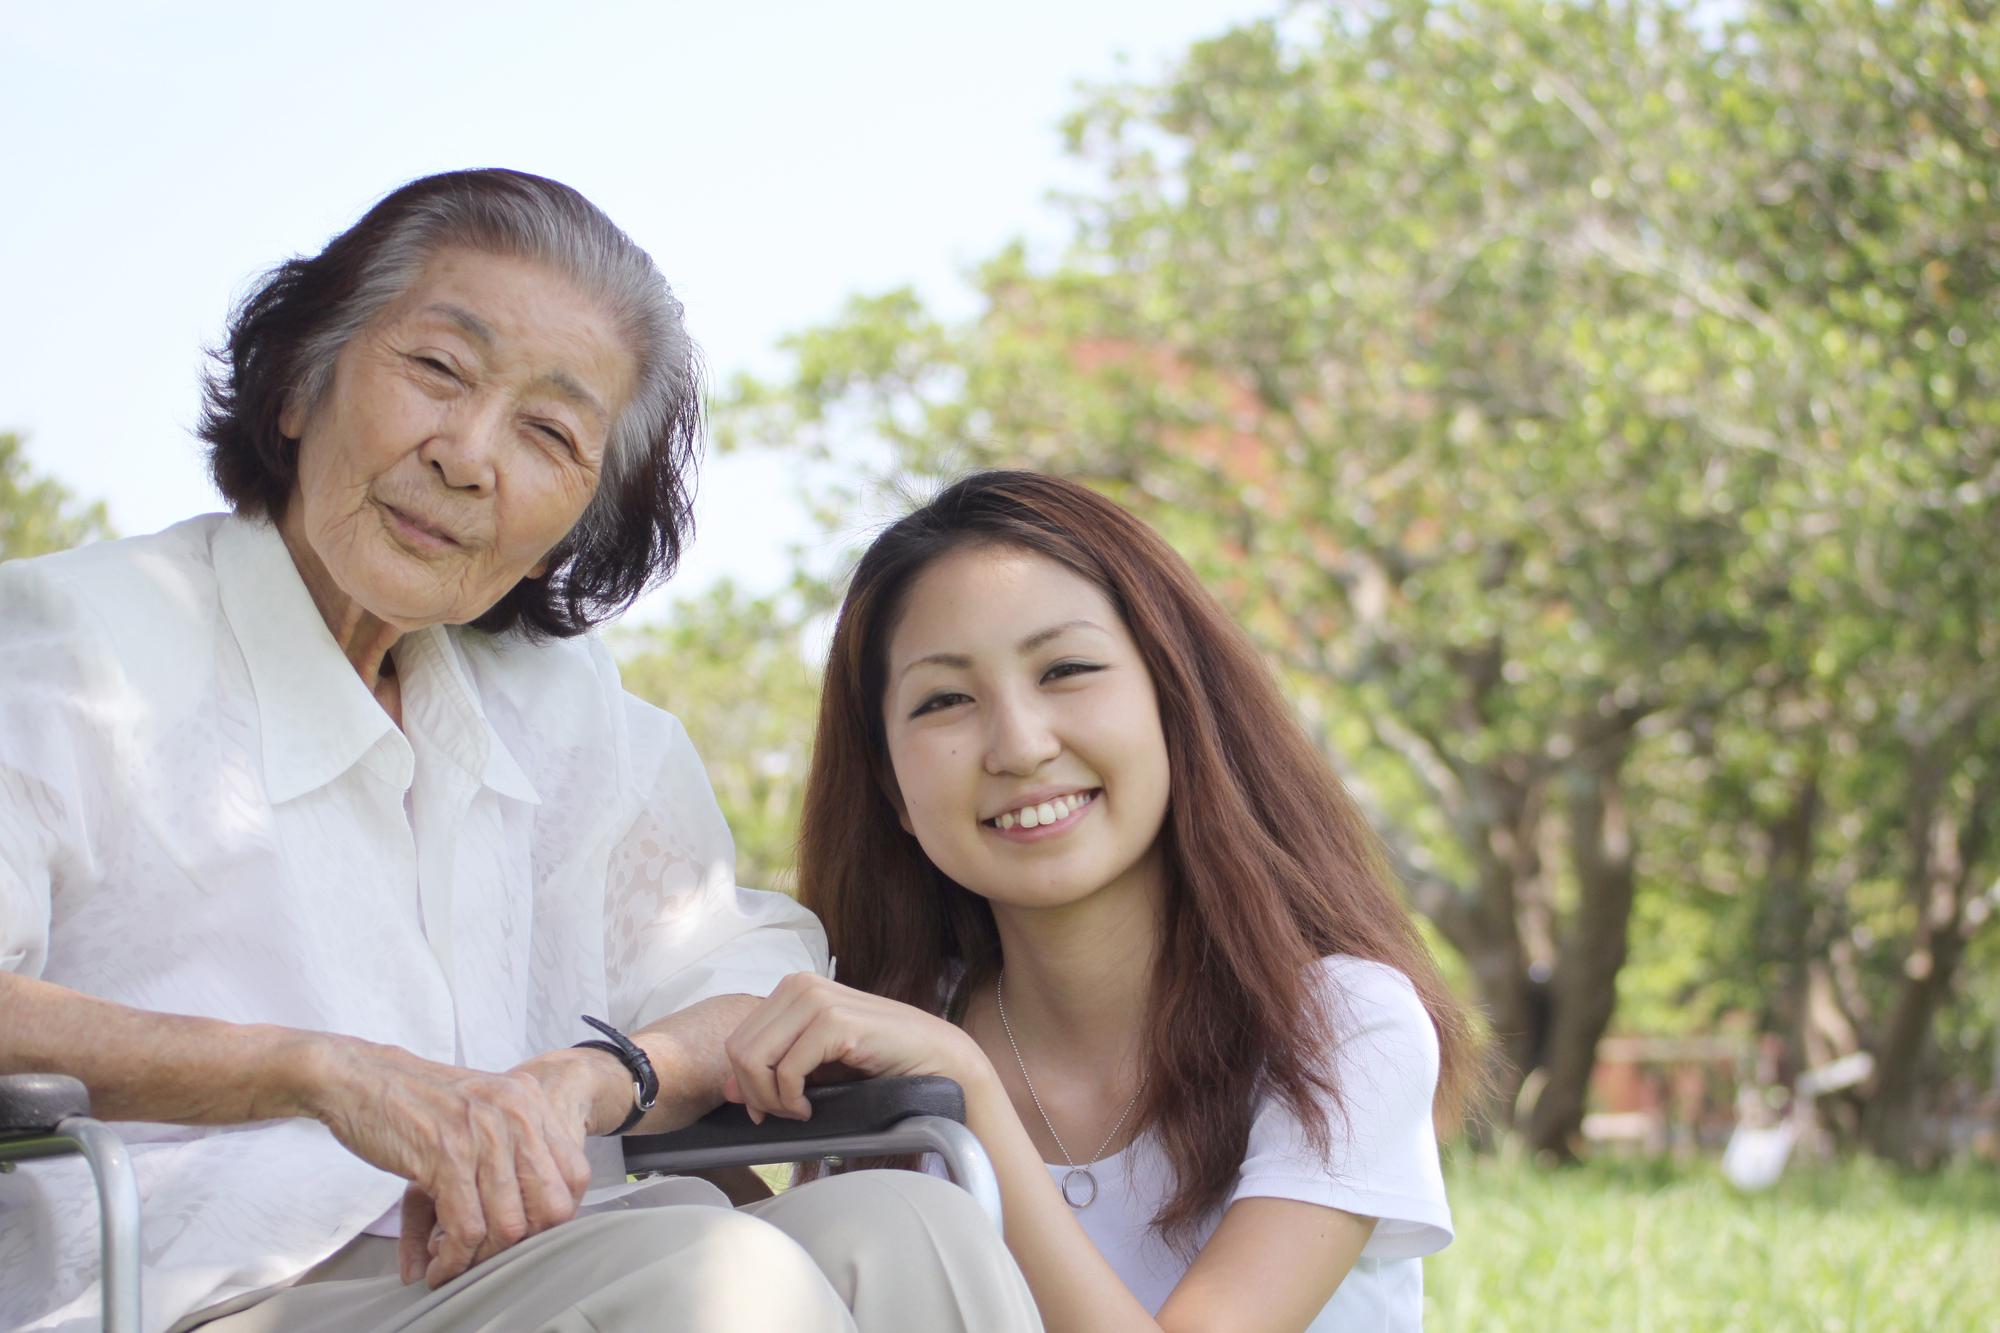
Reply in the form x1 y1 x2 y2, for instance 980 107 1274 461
1426 1154 2000 1331
753 1153 1997 1327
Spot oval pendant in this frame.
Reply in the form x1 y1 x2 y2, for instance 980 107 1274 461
1061 1167 1099 1209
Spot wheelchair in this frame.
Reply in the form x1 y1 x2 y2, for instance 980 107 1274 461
0 1071 998 1332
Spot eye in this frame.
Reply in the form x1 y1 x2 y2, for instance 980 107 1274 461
530 420 574 451
1042 660 1104 683
411 354 461 381
910 691 970 718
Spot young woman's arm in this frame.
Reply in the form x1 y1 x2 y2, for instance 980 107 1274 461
724 973 1379 1333
1157 1198 1375 1329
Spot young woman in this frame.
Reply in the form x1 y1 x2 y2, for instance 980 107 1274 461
724 471 1478 1332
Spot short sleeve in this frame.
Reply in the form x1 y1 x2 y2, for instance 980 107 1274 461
0 559 104 978
1230 957 1454 1259
601 694 828 1029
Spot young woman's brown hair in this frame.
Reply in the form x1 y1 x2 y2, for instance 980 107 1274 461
799 470 1477 1242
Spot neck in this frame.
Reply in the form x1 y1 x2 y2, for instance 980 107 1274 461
986 851 1164 1070
275 508 404 697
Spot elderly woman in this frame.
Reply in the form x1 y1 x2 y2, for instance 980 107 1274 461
0 170 1039 1333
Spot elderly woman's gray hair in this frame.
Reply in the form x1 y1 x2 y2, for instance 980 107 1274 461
199 167 702 638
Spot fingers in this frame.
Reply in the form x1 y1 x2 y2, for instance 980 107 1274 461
544 1110 593 1208
316 1043 610 1290
728 975 894 1122
725 978 980 1129
398 1187 437 1285
772 1014 847 1119
726 973 835 1123
434 1089 593 1285
511 1130 582 1245
424 1171 486 1289
466 1143 528 1272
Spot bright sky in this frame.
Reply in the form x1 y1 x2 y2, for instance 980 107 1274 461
2 0 1274 616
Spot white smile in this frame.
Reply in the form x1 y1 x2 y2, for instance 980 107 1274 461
984 789 1099 831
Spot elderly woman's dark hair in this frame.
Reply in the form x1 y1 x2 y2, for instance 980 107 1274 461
199 167 701 637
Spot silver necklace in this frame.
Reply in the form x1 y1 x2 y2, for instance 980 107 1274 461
994 971 1146 1209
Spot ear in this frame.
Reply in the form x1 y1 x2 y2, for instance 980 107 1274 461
526 558 550 580
278 394 305 441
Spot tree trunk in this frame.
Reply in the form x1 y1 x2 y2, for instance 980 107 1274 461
1524 745 1638 1159
1862 930 1964 1162
1464 774 1551 1138
1461 927 1536 1138
1338 692 1654 1154
1863 766 1994 1161
1759 768 1822 1081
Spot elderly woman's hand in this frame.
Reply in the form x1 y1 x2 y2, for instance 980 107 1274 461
302 1037 600 1288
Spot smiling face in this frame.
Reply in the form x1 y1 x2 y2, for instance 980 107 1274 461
882 544 1173 920
277 247 636 632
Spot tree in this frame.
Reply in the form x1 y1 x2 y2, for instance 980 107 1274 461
1652 0 2000 1157
614 582 820 895
0 432 112 560
725 0 2000 1158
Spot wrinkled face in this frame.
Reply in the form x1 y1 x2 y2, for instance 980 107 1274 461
882 545 1173 917
278 247 636 630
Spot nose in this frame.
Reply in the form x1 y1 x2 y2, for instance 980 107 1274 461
982 689 1061 777
418 397 504 494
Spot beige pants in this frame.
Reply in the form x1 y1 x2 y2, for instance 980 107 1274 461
177 1170 1041 1333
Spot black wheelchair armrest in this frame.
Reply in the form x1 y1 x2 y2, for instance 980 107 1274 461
0 1073 93 1135
622 1074 965 1163
619 1074 1003 1232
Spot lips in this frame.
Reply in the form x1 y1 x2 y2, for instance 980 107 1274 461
378 499 461 548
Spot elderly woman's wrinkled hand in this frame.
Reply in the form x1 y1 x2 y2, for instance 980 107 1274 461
301 1036 598 1288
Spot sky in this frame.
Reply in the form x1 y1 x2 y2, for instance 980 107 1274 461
2 0 1278 617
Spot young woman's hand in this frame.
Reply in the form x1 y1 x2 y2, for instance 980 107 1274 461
722 972 990 1123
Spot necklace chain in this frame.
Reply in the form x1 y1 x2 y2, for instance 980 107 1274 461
994 971 1145 1207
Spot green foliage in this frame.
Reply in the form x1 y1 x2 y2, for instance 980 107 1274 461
1429 1153 2000 1330
0 432 112 560
718 0 2000 1149
614 583 819 894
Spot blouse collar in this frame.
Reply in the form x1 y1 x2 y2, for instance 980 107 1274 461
212 514 539 806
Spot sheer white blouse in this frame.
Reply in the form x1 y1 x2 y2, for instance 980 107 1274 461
0 514 828 1332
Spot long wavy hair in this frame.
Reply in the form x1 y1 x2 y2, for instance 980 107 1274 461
800 470 1476 1244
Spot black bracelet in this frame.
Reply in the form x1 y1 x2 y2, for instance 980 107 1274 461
572 1014 659 1136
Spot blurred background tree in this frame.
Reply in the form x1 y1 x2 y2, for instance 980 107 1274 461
1 431 112 559
717 0 2000 1161
615 583 822 895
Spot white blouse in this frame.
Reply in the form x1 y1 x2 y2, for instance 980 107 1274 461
0 514 828 1333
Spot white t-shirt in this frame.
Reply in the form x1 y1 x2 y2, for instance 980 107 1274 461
0 515 828 1332
931 955 1451 1330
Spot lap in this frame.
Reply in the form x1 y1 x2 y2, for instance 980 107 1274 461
184 1204 856 1333
745 1170 1042 1333
182 1170 1038 1333
747 1167 993 1244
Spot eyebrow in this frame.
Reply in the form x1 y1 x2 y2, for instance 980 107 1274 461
420 302 611 425
424 302 496 347
541 369 609 425
897 618 1107 681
